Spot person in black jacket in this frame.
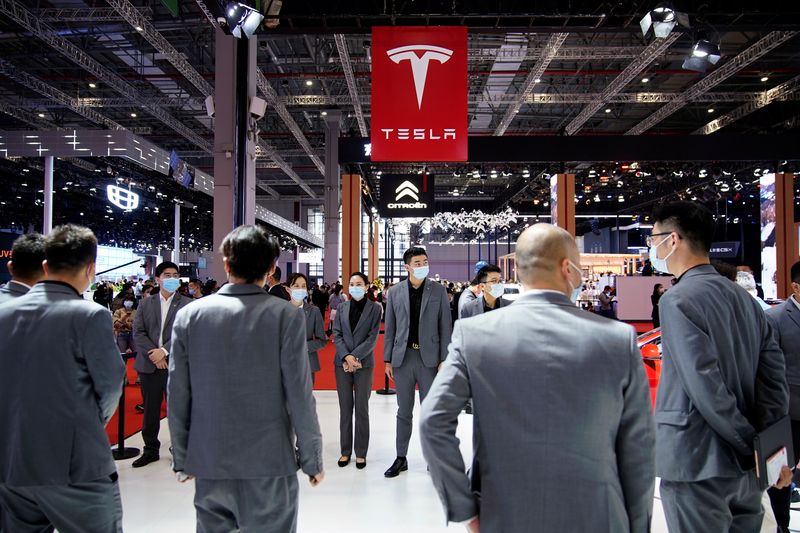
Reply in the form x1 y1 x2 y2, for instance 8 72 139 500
650 283 664 328
266 265 289 301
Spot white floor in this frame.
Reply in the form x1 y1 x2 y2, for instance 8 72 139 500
113 391 798 532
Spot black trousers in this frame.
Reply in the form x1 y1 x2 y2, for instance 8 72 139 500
140 369 168 455
767 418 800 529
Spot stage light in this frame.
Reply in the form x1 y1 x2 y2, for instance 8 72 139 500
640 3 687 39
683 39 721 73
223 2 264 39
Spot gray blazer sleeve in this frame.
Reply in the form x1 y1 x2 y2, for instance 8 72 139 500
306 307 327 353
84 307 126 423
133 298 158 354
660 297 757 454
351 303 381 361
420 321 478 523
332 303 349 364
460 298 479 320
616 327 656 533
383 294 396 364
438 287 453 363
167 310 191 472
754 313 789 428
281 308 323 476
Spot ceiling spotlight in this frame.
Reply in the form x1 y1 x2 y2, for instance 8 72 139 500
761 76 770 82
130 112 137 117
135 26 144 32
534 78 542 84
321 111 328 116
641 77 650 83
88 82 97 88
522 169 530 178
305 80 313 86
683 39 721 73
37 112 45 118
640 3 687 39
618 195 625 203
707 108 715 113
604 108 612 113
223 1 264 39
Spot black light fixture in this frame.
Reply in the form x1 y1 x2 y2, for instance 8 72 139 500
682 38 721 73
640 3 689 39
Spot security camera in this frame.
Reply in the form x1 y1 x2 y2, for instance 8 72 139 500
205 95 215 118
249 96 267 119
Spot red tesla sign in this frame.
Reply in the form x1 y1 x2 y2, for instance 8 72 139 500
371 26 468 162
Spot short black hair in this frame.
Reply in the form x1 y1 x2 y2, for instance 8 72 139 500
155 261 179 278
9 233 46 279
287 272 308 288
791 261 800 284
651 201 715 255
271 265 282 282
44 225 97 274
219 225 280 284
403 246 427 265
712 261 737 282
349 271 370 285
189 278 202 285
477 264 502 283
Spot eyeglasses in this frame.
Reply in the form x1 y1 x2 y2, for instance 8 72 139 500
645 232 674 248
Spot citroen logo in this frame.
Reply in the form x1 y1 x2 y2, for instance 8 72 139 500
395 181 420 201
107 185 140 211
387 45 453 110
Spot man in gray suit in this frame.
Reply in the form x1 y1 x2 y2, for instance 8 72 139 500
132 260 189 467
650 201 788 532
0 233 45 304
0 225 125 532
168 225 323 533
766 260 800 531
420 224 655 533
383 246 453 478
460 264 510 319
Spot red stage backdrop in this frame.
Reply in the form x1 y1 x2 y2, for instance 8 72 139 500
371 26 468 162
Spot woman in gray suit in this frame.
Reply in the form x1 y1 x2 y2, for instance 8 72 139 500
332 272 382 469
288 273 327 385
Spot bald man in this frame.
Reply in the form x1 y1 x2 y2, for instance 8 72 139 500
420 224 655 533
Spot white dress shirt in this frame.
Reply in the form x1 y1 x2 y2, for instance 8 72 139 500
159 292 175 353
792 294 800 313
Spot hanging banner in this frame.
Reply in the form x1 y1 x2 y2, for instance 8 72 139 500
371 26 468 162
378 174 436 217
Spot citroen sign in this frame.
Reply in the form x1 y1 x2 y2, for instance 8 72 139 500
378 174 435 217
107 184 140 210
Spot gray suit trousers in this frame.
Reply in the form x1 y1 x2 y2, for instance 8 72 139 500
0 475 122 533
194 476 299 533
334 366 372 457
660 473 762 533
394 348 437 457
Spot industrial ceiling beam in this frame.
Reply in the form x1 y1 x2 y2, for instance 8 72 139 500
626 31 798 135
565 33 681 135
334 34 367 136
693 74 800 134
0 0 212 152
31 6 152 23
256 139 318 198
494 33 569 136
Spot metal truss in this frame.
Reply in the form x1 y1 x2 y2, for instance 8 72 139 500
32 6 152 22
494 33 569 136
334 34 367 137
256 139 317 198
107 0 213 97
256 181 281 199
0 58 124 130
694 74 800 134
193 0 219 26
0 0 212 153
0 99 58 129
565 33 681 135
626 31 798 135
471 45 645 62
256 70 325 175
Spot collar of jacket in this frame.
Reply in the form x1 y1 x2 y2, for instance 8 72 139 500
37 280 81 297
217 283 268 296
514 290 573 307
675 263 715 284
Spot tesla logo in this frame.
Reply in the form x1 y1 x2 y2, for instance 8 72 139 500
387 45 453 110
395 181 419 201
107 185 139 210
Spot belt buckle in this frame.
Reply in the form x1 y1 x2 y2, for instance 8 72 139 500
412 343 420 350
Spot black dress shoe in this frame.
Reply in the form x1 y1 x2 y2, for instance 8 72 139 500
356 458 367 470
135 404 144 413
337 456 351 467
384 457 408 478
131 454 159 468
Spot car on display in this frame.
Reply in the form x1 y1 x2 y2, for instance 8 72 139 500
502 283 523 301
638 328 662 407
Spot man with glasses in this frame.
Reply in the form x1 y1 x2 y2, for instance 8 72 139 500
460 264 510 319
132 261 190 468
649 201 789 532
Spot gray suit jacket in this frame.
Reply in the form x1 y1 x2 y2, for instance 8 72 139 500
767 298 800 419
132 291 189 373
0 282 125 486
459 294 510 319
167 283 323 479
383 279 453 368
332 299 382 368
303 303 327 372
656 265 788 482
456 288 478 318
420 291 655 532
0 280 29 304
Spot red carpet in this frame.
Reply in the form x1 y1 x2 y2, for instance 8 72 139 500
106 358 166 446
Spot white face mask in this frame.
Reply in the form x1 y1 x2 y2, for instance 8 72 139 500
649 235 675 274
488 283 505 299
566 261 582 303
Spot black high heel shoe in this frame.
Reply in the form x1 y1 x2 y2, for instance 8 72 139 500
338 455 351 467
355 458 367 470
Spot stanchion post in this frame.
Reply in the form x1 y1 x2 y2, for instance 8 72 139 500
375 374 396 396
112 352 140 461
